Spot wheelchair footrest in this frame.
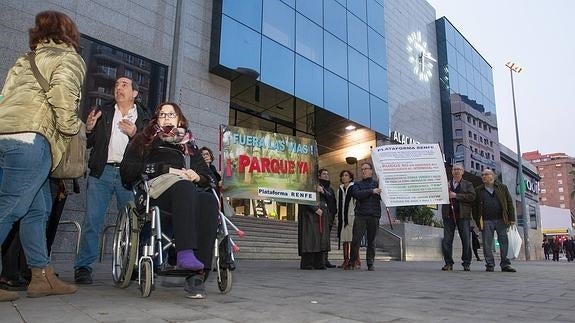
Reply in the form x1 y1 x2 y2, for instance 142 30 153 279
157 264 201 276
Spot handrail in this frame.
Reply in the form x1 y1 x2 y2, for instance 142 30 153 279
379 225 404 261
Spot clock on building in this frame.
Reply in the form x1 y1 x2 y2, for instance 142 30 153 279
407 31 436 82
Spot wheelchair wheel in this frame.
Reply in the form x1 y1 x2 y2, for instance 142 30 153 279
112 201 139 288
139 259 153 298
217 268 232 293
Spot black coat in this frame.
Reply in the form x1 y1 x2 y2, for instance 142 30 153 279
297 204 331 255
86 102 149 178
298 190 331 255
319 178 337 224
120 137 213 190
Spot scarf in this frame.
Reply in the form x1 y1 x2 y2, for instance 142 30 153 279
154 125 195 155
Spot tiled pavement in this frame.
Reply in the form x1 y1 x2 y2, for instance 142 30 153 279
1 259 574 322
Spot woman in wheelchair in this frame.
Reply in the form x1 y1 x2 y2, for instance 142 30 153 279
120 102 218 298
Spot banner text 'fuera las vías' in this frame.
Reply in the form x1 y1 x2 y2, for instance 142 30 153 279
221 125 318 205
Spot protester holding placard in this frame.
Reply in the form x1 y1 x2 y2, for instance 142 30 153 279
348 162 381 271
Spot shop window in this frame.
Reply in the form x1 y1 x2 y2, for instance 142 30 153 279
78 35 167 118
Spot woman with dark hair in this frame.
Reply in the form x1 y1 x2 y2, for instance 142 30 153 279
120 102 218 299
337 170 356 269
0 10 85 301
200 146 222 189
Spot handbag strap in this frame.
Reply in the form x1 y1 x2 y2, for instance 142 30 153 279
27 51 50 92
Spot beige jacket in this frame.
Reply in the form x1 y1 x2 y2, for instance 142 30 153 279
0 41 86 170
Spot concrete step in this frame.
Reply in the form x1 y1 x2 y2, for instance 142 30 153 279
235 250 394 261
231 230 298 240
227 216 397 261
64 214 398 261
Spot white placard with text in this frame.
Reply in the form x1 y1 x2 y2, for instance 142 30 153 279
371 144 449 207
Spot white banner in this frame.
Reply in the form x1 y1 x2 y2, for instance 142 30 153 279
371 144 449 207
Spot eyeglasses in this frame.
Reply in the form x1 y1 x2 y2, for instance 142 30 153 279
481 173 491 176
158 112 177 119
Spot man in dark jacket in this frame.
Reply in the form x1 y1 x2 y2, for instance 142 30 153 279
318 168 337 268
349 162 381 271
473 168 516 272
74 77 149 284
441 163 476 271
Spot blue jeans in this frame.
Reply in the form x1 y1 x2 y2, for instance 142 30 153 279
75 165 133 270
442 217 471 266
482 219 511 268
0 135 52 269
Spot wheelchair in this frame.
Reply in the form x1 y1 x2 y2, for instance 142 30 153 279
111 175 242 298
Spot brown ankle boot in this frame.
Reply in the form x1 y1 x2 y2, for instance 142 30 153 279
354 259 361 270
27 266 77 298
0 289 19 301
339 242 350 269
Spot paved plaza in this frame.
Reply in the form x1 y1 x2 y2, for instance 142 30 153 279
1 259 574 322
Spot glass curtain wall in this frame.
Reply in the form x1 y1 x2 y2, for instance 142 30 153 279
211 0 390 136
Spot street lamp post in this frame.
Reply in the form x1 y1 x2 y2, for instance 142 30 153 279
506 61 530 260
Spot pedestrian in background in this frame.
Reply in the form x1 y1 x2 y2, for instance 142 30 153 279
471 229 482 261
565 237 574 262
0 10 86 301
473 169 516 272
542 238 551 261
201 146 222 190
552 237 560 261
441 164 476 271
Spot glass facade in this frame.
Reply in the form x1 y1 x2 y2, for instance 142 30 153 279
436 18 500 175
436 18 495 114
212 0 389 136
